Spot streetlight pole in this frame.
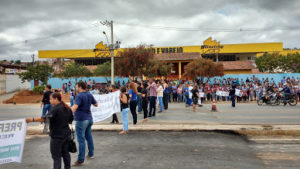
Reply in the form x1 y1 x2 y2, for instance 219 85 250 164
101 20 114 85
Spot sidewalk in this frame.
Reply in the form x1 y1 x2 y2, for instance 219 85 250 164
0 91 18 104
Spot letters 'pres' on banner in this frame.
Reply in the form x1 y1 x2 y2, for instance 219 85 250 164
0 119 27 165
91 91 121 122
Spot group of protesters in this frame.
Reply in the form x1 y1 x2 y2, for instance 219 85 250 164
25 75 299 169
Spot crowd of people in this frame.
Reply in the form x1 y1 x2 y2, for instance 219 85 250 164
26 75 299 169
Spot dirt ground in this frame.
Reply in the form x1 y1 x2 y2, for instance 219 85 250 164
2 90 70 104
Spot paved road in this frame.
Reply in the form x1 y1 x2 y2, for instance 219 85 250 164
3 131 265 169
0 102 299 125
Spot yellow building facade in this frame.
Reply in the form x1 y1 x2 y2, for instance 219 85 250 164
38 37 300 79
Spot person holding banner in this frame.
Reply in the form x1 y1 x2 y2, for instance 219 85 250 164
110 85 119 124
120 86 130 134
71 81 98 166
26 92 73 169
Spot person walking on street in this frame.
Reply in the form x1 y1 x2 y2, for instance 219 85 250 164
229 86 236 107
41 84 53 118
119 86 129 134
71 81 98 166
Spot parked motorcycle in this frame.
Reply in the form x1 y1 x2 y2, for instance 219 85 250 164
257 93 277 106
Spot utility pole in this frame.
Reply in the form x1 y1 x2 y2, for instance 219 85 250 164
101 20 115 85
31 54 35 65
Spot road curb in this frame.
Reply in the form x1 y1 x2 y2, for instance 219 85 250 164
26 124 300 136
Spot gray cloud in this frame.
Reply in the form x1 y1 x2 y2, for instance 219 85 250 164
0 0 300 61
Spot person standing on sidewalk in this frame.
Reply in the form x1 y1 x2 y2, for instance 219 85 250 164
162 80 169 110
26 92 73 169
71 81 98 166
137 82 143 114
110 85 119 124
119 86 129 134
147 79 157 117
191 85 199 112
141 82 149 122
129 82 138 125
156 81 164 113
41 84 53 118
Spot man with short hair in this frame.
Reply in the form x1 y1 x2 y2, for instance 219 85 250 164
41 84 53 118
71 81 98 166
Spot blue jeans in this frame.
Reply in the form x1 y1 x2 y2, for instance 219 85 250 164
42 104 52 117
185 94 189 105
137 95 142 113
121 108 129 131
75 120 94 162
177 93 182 102
70 96 74 107
231 95 235 107
158 97 163 112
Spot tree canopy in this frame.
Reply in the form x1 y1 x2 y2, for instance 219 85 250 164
59 62 92 82
115 45 154 77
183 58 224 80
255 53 300 73
94 61 111 82
18 63 54 85
143 60 173 78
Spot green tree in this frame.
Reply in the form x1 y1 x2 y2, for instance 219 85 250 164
94 61 111 82
15 60 21 65
183 58 224 80
59 62 92 83
18 63 54 85
255 53 300 73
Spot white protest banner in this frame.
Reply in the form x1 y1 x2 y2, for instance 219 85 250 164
91 91 121 122
216 91 229 97
0 119 27 165
235 89 242 97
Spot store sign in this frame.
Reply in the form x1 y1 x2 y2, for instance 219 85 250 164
152 47 183 54
5 69 26 74
201 37 223 52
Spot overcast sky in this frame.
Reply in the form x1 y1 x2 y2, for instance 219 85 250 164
1 0 300 61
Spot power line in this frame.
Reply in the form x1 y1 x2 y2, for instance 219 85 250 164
115 21 300 32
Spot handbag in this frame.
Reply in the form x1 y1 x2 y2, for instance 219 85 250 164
68 124 77 153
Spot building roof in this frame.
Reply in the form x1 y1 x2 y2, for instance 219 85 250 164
154 52 201 61
220 61 256 70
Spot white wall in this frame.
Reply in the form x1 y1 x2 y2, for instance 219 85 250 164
0 74 30 94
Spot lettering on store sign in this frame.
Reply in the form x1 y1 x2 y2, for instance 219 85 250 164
201 45 224 49
152 47 183 54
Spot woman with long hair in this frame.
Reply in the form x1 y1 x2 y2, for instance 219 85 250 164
26 92 73 169
120 86 129 134
129 82 138 125
156 81 164 113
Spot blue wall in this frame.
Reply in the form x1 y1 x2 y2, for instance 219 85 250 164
203 73 300 85
31 77 130 89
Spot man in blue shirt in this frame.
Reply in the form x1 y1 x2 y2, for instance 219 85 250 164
71 81 98 166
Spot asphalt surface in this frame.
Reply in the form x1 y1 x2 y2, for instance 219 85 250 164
0 102 299 125
2 131 265 169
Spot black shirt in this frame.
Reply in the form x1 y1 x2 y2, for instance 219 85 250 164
42 91 52 105
47 103 73 139
120 94 129 110
141 88 148 102
191 89 199 99
137 86 142 93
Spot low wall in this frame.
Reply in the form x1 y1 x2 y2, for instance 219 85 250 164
0 74 31 95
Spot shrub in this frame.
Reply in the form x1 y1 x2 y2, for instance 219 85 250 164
33 86 45 94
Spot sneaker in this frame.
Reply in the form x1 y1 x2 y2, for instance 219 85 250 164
72 160 84 166
87 155 95 159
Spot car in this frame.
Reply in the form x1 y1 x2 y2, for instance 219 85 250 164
95 82 108 89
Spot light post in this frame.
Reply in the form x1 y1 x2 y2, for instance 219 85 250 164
100 20 121 85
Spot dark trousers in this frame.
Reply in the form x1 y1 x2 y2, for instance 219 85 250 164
130 100 137 125
142 100 148 119
149 96 157 116
50 137 71 169
111 113 119 123
231 95 236 107
163 93 169 110
173 93 177 102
